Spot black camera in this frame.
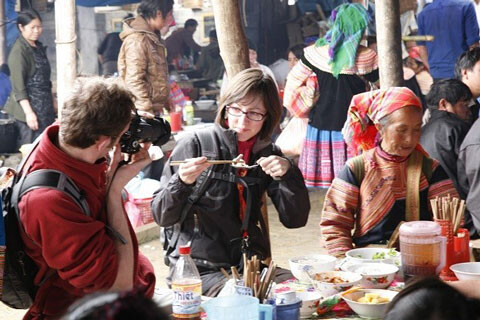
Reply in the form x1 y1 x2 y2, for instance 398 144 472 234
120 113 171 154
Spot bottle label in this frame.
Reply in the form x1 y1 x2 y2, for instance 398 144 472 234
172 281 202 317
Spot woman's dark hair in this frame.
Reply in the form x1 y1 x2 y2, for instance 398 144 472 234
17 9 42 30
426 79 472 109
216 68 282 140
62 290 169 320
384 277 480 320
137 0 173 19
289 44 305 60
455 47 480 80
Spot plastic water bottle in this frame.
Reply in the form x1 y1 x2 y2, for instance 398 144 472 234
172 245 202 320
185 100 195 126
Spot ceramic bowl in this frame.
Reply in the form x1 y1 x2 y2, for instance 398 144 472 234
289 254 337 283
296 291 322 319
342 289 398 319
346 248 400 264
450 262 480 280
195 100 216 110
346 263 398 289
311 271 362 298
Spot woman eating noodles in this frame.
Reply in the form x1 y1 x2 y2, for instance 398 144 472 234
152 68 310 295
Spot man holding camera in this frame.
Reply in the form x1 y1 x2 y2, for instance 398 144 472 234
17 77 155 319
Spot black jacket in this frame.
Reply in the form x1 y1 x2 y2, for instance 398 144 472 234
458 117 480 238
420 109 470 193
152 124 310 273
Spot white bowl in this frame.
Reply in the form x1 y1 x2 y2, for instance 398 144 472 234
289 254 337 283
450 262 480 280
346 248 400 264
311 271 362 298
342 289 398 319
194 100 216 110
296 291 321 318
346 263 398 289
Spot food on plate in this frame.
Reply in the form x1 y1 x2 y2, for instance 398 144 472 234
314 273 347 284
356 293 390 304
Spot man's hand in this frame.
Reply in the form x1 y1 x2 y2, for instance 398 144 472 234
257 156 291 178
109 144 152 193
178 156 211 185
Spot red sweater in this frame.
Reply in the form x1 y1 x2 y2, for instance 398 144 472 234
19 125 155 319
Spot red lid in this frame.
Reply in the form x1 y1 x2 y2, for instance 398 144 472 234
179 245 190 255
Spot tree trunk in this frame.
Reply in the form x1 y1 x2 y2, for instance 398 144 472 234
55 0 77 119
0 0 6 65
211 0 250 78
375 0 403 88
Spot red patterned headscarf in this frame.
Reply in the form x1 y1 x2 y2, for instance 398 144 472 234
342 87 422 154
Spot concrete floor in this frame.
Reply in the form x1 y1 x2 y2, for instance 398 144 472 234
1 189 327 319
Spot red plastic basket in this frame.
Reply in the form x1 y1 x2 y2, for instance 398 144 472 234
124 194 154 228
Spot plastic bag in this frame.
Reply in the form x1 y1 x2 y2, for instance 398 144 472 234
275 117 308 157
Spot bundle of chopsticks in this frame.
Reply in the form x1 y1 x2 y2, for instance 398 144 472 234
430 195 465 234
221 254 276 302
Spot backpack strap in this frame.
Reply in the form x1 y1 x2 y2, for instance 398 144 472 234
165 129 218 257
15 169 90 219
421 155 433 183
349 152 433 186
350 154 365 185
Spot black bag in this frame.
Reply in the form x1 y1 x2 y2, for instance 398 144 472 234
162 129 217 266
0 118 17 154
1 139 90 309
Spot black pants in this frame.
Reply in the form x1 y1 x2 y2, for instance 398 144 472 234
15 120 42 151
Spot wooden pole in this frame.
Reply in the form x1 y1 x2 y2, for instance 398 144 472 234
211 0 249 78
375 0 403 88
0 0 6 65
55 0 77 119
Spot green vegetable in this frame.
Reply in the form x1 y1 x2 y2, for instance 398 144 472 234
372 252 386 260
387 248 398 257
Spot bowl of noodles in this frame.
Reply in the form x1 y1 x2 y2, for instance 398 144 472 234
311 271 362 298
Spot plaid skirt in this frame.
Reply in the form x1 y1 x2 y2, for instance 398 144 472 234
298 125 354 188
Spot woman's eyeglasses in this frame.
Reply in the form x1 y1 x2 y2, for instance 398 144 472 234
226 106 266 121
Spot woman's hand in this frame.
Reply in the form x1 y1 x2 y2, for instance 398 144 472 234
178 156 211 185
19 99 39 130
257 156 291 178
25 112 39 130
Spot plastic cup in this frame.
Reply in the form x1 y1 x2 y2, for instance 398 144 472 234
169 111 182 132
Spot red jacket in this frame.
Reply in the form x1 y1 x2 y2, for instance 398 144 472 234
19 125 155 319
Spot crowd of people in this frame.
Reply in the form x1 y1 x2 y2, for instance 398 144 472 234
4 0 480 319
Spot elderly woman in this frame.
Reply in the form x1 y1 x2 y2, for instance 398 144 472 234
152 68 310 295
320 87 458 256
